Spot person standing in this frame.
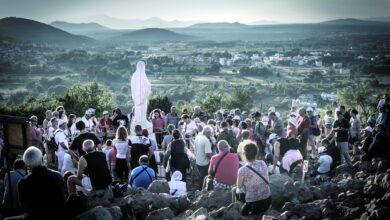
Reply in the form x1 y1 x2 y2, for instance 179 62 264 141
163 130 190 182
129 125 154 170
99 111 113 142
325 110 352 167
166 106 180 129
324 111 333 137
306 107 317 159
194 126 213 190
152 109 165 147
55 120 69 172
296 108 310 159
113 126 131 182
349 109 361 155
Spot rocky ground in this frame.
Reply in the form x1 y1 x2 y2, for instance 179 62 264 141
76 155 390 220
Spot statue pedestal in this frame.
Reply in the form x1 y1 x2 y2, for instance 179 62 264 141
130 119 155 139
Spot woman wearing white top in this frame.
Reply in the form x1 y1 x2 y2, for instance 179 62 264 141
114 126 131 182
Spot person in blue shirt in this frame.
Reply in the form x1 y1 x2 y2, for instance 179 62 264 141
129 155 156 189
310 146 333 177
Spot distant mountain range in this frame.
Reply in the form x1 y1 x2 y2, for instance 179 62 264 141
188 22 249 29
364 16 390 22
321 18 385 25
1 17 390 46
80 15 205 29
0 17 96 47
50 21 110 34
249 20 279 25
111 28 193 42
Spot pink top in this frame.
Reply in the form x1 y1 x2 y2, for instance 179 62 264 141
152 118 165 133
287 126 298 137
297 115 310 135
108 148 116 166
210 152 240 185
248 128 255 141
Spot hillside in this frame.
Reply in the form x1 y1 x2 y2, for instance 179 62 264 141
0 17 97 47
50 21 110 34
111 28 193 42
188 22 248 29
321 18 388 25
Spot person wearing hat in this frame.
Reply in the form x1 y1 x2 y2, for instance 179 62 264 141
168 170 187 197
55 119 69 171
287 117 298 138
82 108 94 132
360 126 376 161
269 133 303 175
310 146 332 177
112 108 129 130
99 110 113 142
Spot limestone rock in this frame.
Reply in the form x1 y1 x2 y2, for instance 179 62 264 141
190 189 232 211
147 180 170 194
146 207 175 220
88 187 114 208
77 206 115 220
269 174 294 208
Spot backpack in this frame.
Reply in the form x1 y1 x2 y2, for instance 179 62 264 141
46 129 63 151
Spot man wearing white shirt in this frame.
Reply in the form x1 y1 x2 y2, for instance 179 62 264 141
194 126 212 190
181 114 198 150
81 109 94 132
55 120 69 172
181 114 198 137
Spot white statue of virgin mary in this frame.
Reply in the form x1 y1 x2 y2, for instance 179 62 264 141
130 61 153 136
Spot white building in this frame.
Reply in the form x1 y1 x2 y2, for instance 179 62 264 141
321 92 338 102
315 60 323 67
254 61 268 68
219 58 232 67
339 68 351 74
291 95 317 109
332 63 343 69
251 54 261 61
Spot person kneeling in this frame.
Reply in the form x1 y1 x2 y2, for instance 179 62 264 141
310 146 333 177
168 171 187 197
129 155 156 189
235 141 271 217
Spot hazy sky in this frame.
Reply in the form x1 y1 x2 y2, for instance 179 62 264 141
1 0 389 24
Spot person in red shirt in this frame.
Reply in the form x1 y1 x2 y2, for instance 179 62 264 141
152 109 165 147
99 111 113 142
296 108 310 159
208 140 240 189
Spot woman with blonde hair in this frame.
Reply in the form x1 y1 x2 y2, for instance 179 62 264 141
114 126 131 182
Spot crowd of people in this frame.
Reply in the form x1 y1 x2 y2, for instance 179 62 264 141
0 94 389 219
